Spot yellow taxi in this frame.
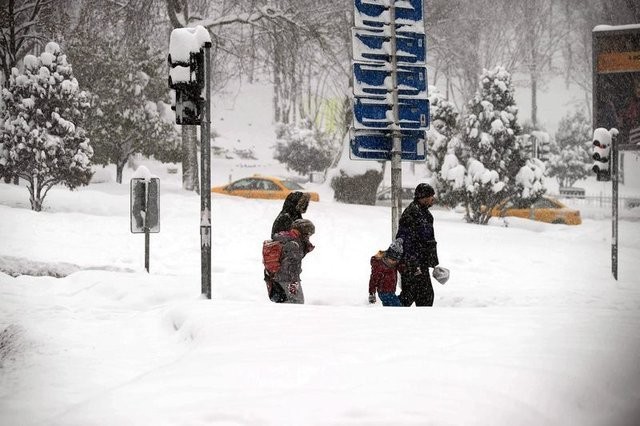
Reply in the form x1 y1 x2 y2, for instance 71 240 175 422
211 175 320 202
491 196 581 225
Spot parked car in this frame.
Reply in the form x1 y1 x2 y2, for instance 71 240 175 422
375 187 415 207
211 175 320 202
490 196 582 225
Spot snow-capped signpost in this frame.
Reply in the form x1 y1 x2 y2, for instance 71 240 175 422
130 167 160 273
592 24 640 280
168 26 213 298
351 0 429 237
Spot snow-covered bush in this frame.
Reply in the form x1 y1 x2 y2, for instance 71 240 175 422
461 66 545 224
331 169 383 205
327 134 383 205
547 109 592 188
273 118 337 177
0 42 93 211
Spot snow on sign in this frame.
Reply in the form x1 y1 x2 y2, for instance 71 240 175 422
350 129 426 161
353 62 426 97
352 28 426 64
354 0 424 31
353 96 429 130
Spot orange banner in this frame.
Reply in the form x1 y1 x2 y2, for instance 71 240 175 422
597 51 640 73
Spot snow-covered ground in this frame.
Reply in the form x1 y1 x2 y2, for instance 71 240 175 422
2 155 640 425
3 79 640 425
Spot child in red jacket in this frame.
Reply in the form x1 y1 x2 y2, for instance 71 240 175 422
368 238 403 306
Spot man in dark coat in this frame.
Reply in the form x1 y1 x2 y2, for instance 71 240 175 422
395 183 439 307
271 191 310 238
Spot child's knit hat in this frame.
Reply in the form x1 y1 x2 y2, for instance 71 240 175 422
386 238 403 260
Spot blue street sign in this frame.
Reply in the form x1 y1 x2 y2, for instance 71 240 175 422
353 63 427 97
352 28 426 64
353 96 429 130
350 129 426 161
354 0 424 30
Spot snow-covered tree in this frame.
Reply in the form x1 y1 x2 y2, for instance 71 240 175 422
0 42 93 211
461 66 545 224
0 0 70 86
274 117 337 177
68 34 179 184
426 92 465 207
547 109 592 188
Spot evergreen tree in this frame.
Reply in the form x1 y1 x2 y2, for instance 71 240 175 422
547 109 592 188
461 66 545 224
426 93 466 207
0 42 93 211
67 33 179 184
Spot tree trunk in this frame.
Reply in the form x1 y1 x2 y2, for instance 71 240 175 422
116 161 125 184
182 125 199 192
531 68 538 128
30 196 42 212
28 177 43 212
273 49 281 123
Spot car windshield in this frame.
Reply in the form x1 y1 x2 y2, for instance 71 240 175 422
504 197 559 209
377 188 414 201
505 199 532 209
281 180 304 190
533 198 559 209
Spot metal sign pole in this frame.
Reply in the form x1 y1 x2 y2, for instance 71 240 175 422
145 229 150 272
200 42 212 299
144 180 150 272
611 131 618 280
389 3 402 239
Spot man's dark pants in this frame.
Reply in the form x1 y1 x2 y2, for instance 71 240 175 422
399 270 434 307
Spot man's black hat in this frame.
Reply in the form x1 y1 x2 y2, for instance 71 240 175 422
414 183 435 199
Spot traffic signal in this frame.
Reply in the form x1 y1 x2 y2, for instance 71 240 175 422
172 89 202 125
168 49 204 125
592 128 611 182
167 50 204 91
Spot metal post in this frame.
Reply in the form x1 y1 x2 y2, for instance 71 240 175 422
144 180 150 273
200 42 212 298
611 131 618 280
389 3 402 239
144 228 150 272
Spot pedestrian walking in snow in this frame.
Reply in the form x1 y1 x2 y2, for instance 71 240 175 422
271 191 310 238
269 218 315 304
368 238 403 306
265 191 311 301
395 183 440 306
